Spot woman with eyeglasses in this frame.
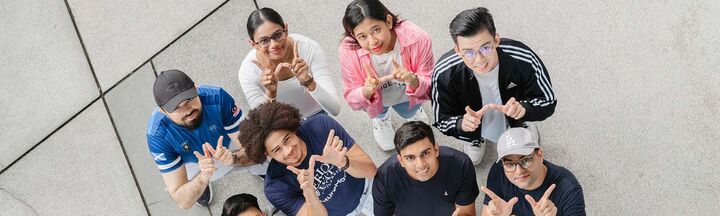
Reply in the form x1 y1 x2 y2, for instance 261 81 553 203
338 0 434 151
238 8 340 118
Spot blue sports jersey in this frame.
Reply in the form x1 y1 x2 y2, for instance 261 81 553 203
146 85 243 174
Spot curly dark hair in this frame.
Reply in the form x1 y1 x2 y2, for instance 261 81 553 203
238 102 302 163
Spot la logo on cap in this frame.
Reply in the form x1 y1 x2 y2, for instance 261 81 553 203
506 135 517 148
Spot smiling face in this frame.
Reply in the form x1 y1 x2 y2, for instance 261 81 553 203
263 129 307 167
454 29 501 74
251 21 290 60
397 137 440 182
501 149 547 190
352 15 395 55
162 96 203 129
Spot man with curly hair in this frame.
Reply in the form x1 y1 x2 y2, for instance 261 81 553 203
239 102 377 216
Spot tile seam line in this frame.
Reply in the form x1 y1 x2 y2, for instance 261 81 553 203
64 0 151 214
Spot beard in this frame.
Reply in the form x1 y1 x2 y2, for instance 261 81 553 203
181 109 203 130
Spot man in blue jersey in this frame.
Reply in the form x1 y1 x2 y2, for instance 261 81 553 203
146 69 264 208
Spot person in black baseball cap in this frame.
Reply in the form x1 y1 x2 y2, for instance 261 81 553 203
153 69 202 129
147 69 267 208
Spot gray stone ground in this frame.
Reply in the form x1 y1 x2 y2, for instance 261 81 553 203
1 0 719 215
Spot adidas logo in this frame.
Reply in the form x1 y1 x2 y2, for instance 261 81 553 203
506 82 517 89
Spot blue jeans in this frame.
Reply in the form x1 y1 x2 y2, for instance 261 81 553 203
375 101 421 120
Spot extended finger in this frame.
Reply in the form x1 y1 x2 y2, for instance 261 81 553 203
378 74 394 83
215 136 224 152
515 107 526 120
476 104 493 117
193 151 205 160
507 197 518 207
334 138 344 152
202 143 212 158
251 59 263 69
391 58 401 69
293 41 299 58
325 129 336 147
541 184 556 200
308 156 317 176
480 186 502 201
363 63 376 79
286 166 301 175
525 194 538 207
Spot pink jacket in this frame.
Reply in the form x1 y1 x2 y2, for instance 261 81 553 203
338 21 434 118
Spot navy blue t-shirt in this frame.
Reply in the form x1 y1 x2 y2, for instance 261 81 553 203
483 161 586 215
373 146 479 216
264 115 365 216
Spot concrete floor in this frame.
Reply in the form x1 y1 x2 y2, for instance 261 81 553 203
1 0 718 215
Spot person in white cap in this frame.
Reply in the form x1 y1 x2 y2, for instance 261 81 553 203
480 128 585 216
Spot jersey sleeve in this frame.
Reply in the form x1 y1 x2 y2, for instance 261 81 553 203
147 134 182 173
218 88 243 133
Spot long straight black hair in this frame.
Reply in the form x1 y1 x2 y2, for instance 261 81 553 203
246 7 285 41
342 0 400 43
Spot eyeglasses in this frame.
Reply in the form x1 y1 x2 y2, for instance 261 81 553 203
254 29 287 48
502 152 536 172
461 44 494 59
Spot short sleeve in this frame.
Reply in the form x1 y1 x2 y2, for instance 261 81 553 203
147 134 182 173
483 162 503 205
454 155 479 205
218 88 242 133
372 170 395 215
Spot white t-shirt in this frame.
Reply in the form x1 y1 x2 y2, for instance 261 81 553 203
473 65 508 143
238 34 341 117
371 39 409 107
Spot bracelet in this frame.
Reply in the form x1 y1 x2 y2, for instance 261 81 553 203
265 95 276 102
340 155 350 171
300 76 314 87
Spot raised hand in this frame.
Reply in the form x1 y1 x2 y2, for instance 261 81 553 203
310 129 348 168
461 105 492 132
486 97 526 120
389 58 419 88
362 63 393 100
287 156 317 193
193 144 217 182
525 184 557 216
290 42 311 84
204 136 235 166
251 57 278 95
481 186 517 216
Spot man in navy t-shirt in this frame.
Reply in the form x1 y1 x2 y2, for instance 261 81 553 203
481 128 585 216
238 102 377 216
146 70 264 208
373 121 479 216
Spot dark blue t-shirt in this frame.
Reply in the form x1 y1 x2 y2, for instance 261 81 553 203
373 146 479 216
483 161 586 215
264 115 365 216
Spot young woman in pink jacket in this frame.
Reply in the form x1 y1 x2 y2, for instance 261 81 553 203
339 0 434 151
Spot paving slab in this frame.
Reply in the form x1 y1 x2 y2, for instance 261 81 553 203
0 0 99 171
0 101 146 215
66 0 225 91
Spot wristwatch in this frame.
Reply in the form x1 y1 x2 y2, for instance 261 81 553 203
340 155 350 171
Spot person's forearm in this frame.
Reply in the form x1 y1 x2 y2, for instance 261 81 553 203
308 84 341 116
171 175 209 209
344 155 377 178
298 191 328 216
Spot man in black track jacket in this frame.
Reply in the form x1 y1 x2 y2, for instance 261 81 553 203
431 7 556 165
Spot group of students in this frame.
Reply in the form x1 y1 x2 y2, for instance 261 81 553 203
146 0 585 215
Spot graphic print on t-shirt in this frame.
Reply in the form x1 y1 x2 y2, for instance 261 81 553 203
314 162 348 202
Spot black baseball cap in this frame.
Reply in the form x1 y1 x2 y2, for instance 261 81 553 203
153 69 198 112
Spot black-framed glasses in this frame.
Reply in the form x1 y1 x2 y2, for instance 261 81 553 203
502 151 536 172
461 44 494 59
254 29 287 48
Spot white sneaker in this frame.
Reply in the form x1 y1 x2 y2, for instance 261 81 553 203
407 107 429 124
372 115 395 151
464 141 486 166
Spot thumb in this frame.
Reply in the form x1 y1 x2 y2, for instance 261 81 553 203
310 154 324 163
464 106 475 115
524 194 537 206
507 197 519 206
193 151 204 160
451 208 460 216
